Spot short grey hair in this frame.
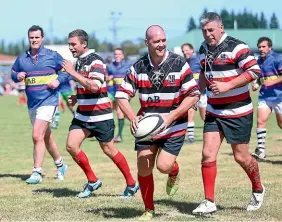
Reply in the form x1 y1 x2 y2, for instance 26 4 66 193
200 12 222 26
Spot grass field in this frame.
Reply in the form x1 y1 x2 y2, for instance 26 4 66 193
0 94 282 221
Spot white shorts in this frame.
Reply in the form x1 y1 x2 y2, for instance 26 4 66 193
258 100 282 114
198 94 207 108
28 106 57 125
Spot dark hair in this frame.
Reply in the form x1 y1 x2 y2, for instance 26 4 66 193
181 43 194 51
68 29 88 46
28 25 44 37
114 47 124 53
257 37 272 48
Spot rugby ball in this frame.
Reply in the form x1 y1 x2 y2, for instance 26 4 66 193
134 114 165 141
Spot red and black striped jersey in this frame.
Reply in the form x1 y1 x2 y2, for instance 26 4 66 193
116 51 200 139
74 50 113 122
199 33 260 118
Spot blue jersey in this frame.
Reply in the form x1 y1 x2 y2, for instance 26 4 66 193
187 55 201 83
58 77 73 93
106 59 132 93
11 46 70 109
258 50 282 102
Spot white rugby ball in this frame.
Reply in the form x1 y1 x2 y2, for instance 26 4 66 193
134 114 164 141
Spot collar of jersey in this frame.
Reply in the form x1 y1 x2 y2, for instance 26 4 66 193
148 50 169 67
79 49 95 59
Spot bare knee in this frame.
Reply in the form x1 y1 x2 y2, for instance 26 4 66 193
138 156 155 176
66 142 79 156
234 151 251 166
32 132 44 143
100 141 117 158
156 162 173 174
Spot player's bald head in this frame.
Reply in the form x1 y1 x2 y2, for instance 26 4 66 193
145 25 165 40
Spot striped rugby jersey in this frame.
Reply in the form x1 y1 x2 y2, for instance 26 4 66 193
74 50 113 123
116 51 200 140
199 33 261 118
258 50 282 102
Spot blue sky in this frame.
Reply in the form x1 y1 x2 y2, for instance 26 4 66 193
0 0 281 44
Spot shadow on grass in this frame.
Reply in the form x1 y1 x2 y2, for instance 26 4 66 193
155 199 242 215
0 173 30 181
33 188 78 197
85 207 145 219
258 159 282 165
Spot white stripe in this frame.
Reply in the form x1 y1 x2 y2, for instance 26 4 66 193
115 91 130 100
77 97 110 105
138 72 182 81
181 79 198 92
205 68 243 78
89 59 106 67
89 72 104 80
156 122 187 137
75 112 113 122
232 43 249 58
180 62 190 75
139 92 179 101
207 84 249 98
119 81 134 95
207 103 253 116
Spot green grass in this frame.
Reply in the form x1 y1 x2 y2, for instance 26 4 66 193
0 93 281 221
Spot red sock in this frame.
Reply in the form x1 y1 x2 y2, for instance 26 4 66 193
138 174 154 211
202 161 217 202
169 161 179 176
242 157 263 192
23 96 27 104
112 151 135 186
74 150 98 183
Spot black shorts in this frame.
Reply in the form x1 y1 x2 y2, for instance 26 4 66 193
135 135 185 156
203 113 253 144
69 118 115 142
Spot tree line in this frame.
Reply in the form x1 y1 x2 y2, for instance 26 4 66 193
187 8 279 31
0 8 280 56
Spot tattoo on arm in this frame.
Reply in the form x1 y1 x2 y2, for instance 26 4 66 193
85 80 92 90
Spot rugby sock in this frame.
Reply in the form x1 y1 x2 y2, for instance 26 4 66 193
242 157 263 192
187 122 195 138
54 110 60 123
74 150 98 183
169 161 179 177
118 119 125 137
138 174 154 211
256 128 266 151
32 167 43 175
202 161 217 202
112 151 135 186
54 157 64 168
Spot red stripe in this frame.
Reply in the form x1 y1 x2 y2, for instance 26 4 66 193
140 97 182 107
79 102 112 111
208 91 250 104
214 58 235 65
152 129 186 140
119 86 135 97
181 85 200 96
163 79 181 87
137 80 152 88
242 59 257 71
77 87 107 94
234 48 249 61
212 75 238 82
91 63 104 70
243 71 255 82
207 109 253 119
180 67 192 81
128 73 137 84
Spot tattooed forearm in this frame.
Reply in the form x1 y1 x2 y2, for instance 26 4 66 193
85 80 92 90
